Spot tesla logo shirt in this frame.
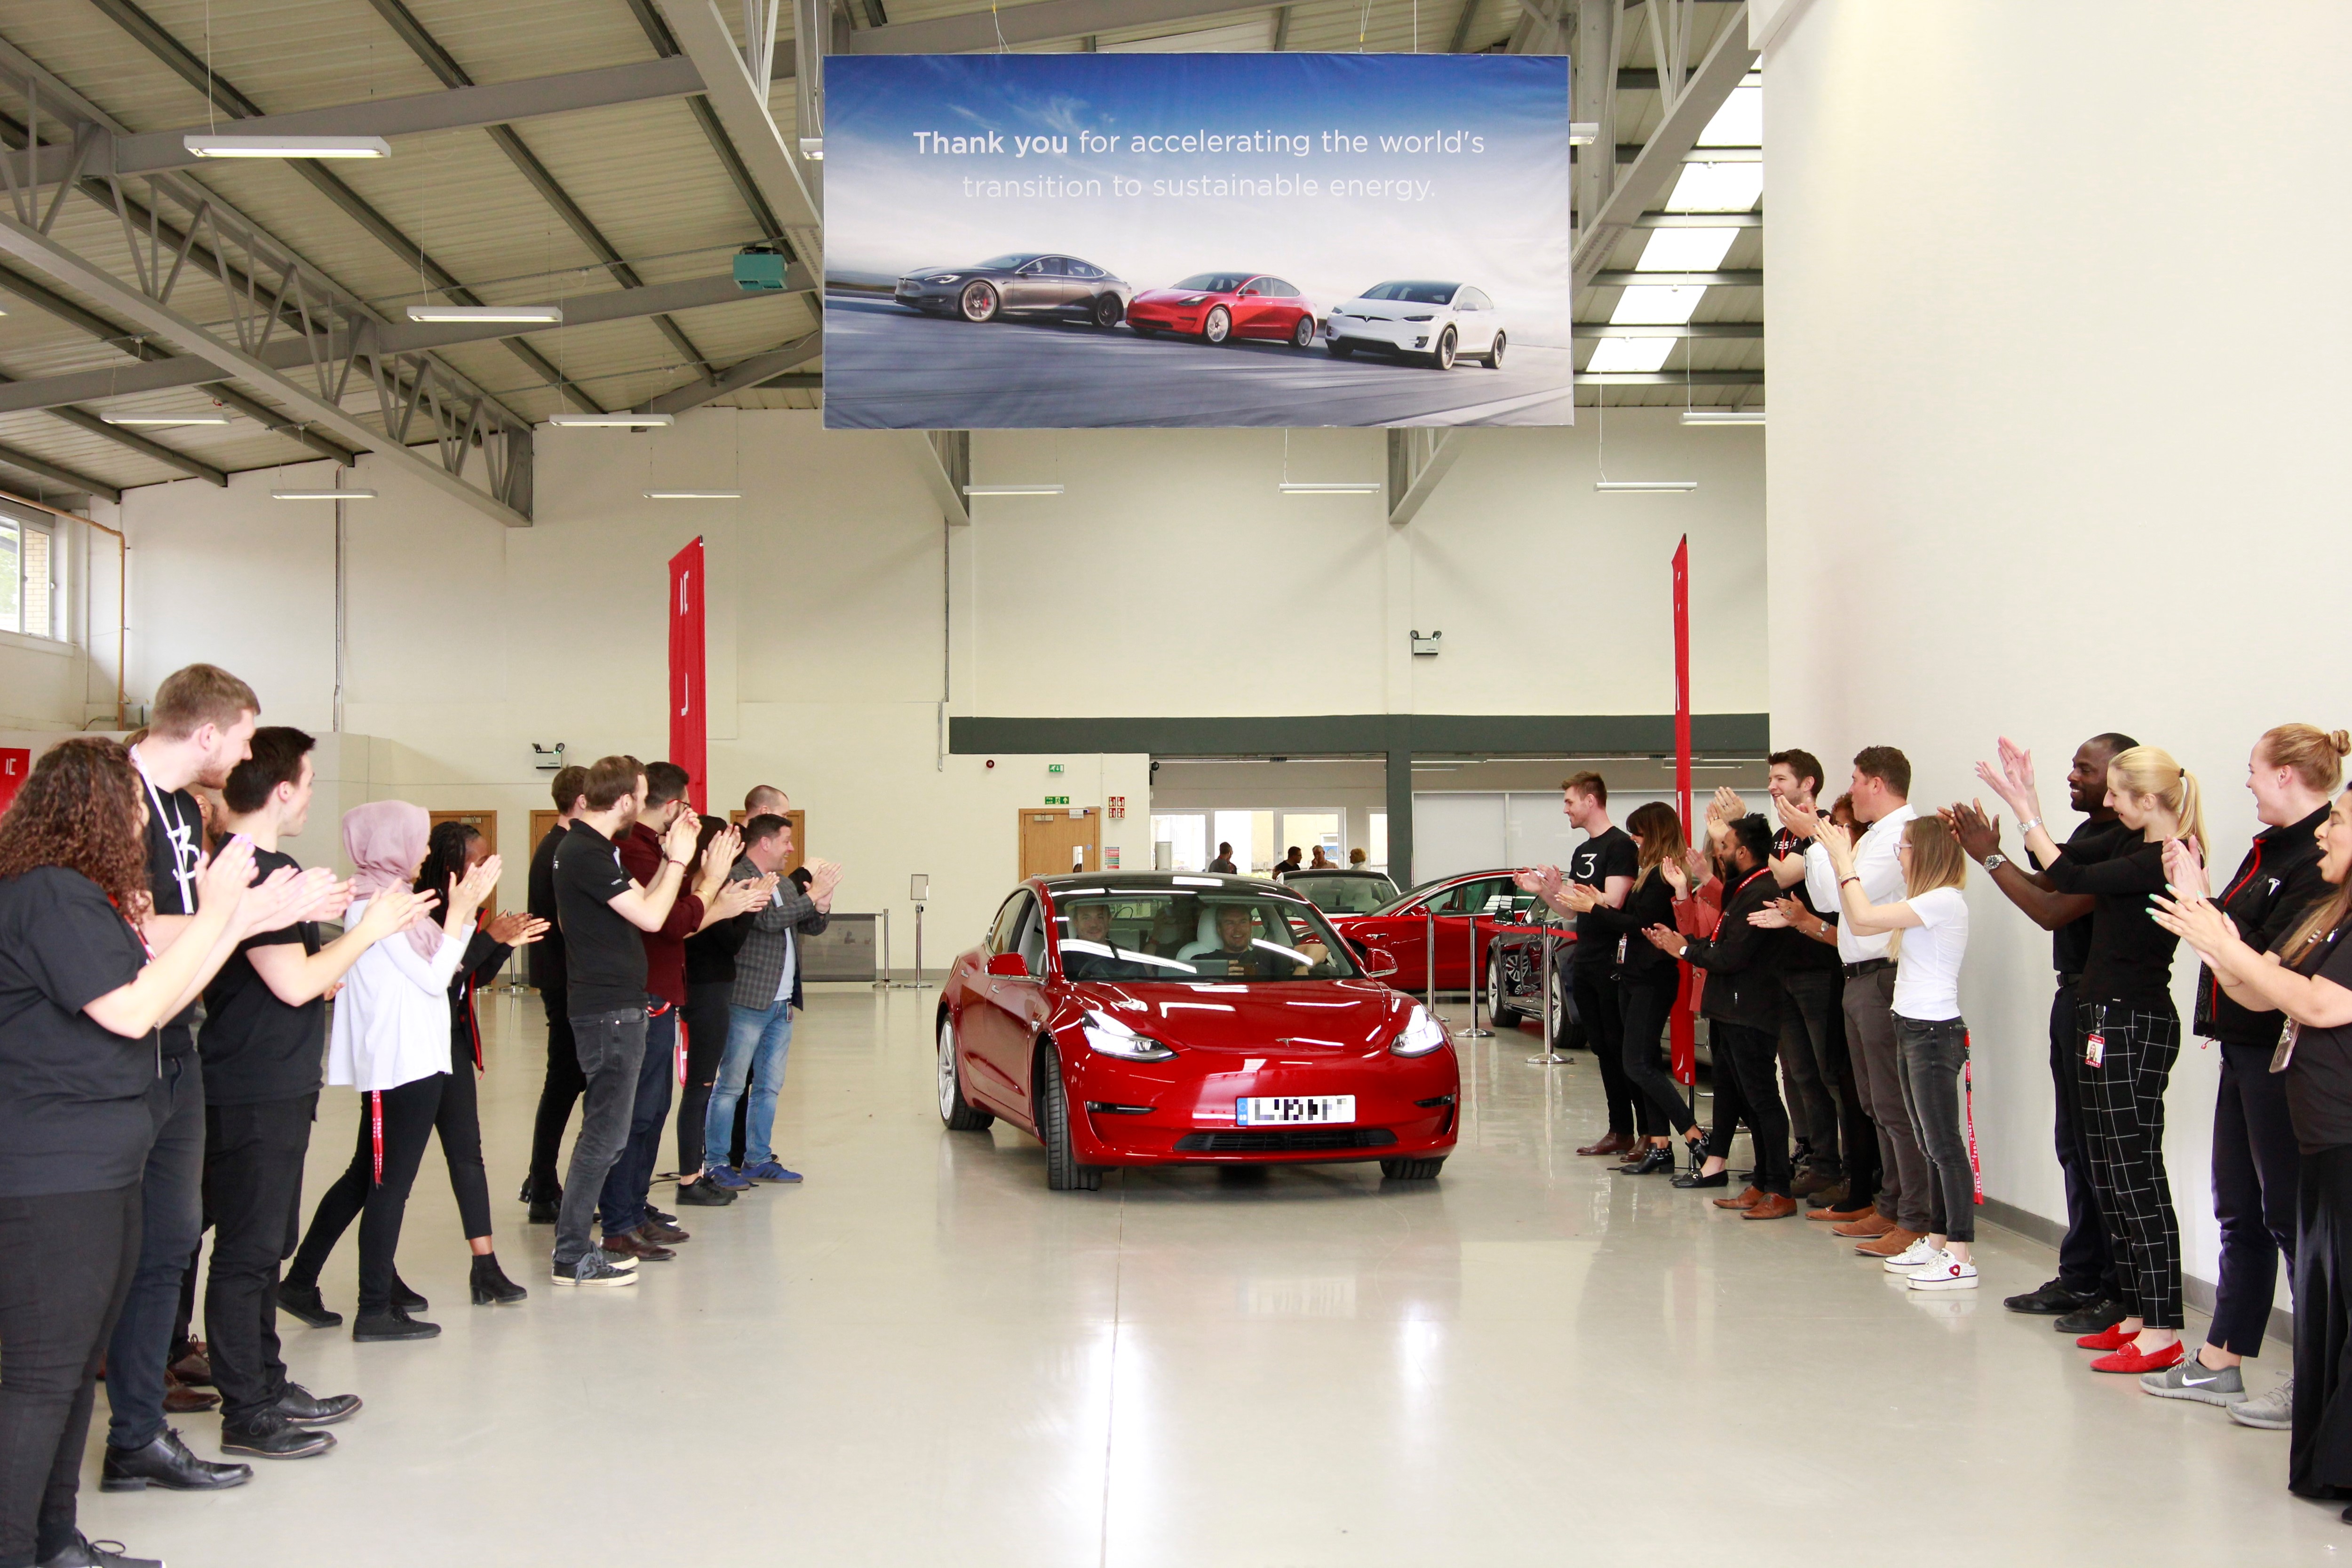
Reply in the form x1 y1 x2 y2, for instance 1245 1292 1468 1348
1568 826 1637 965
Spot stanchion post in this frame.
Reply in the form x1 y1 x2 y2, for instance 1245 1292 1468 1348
907 872 935 990
1526 916 1570 1066
1423 904 1449 1022
874 906 892 989
1458 901 1493 1038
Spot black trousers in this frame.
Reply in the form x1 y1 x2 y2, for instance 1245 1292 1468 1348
2209 1041 2300 1355
288 1075 447 1316
1618 967 1693 1135
2294 1144 2352 1500
528 982 584 1194
1778 968 1860 1178
103 1054 203 1454
2076 1001 2184 1330
1573 962 1652 1137
199 1093 315 1426
677 980 733 1175
0 1183 141 1568
1706 1020 1791 1196
433 1058 494 1241
2050 980 2120 1297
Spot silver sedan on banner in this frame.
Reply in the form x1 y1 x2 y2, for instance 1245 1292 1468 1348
894 253 1135 328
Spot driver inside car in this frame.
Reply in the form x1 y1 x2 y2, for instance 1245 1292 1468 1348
1060 902 1125 979
1198 905 1332 979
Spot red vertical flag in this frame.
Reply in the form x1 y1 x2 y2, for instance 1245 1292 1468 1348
1669 535 1697 1087
667 537 708 814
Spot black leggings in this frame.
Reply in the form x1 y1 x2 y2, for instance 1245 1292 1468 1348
289 1073 487 1315
1618 967 1694 1137
433 1056 494 1240
0 1184 140 1567
1574 963 1655 1137
528 983 583 1193
676 980 733 1175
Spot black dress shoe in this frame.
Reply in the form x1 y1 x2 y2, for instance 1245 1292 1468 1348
2004 1277 2094 1316
220 1411 336 1460
639 1217 691 1245
2054 1297 2127 1335
528 1196 561 1224
1616 1144 1676 1175
645 1203 679 1227
36 1533 164 1568
352 1308 442 1343
390 1274 429 1312
276 1281 342 1328
676 1180 736 1207
274 1383 363 1426
101 1428 254 1492
1671 1170 1731 1189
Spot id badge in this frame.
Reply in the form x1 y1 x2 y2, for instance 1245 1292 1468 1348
2084 1033 2106 1068
2273 1022 2298 1075
1617 935 1629 964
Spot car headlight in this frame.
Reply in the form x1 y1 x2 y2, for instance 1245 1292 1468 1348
1389 1004 1447 1057
1081 1010 1176 1062
924 274 960 284
1180 295 1208 305
1402 314 1434 322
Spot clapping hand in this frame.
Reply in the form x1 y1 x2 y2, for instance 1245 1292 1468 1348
1661 856 1692 898
447 854 502 923
1975 737 2040 820
354 886 435 945
1712 785 1751 823
2150 886 2237 965
1815 820 1856 874
1942 800 2001 863
486 910 550 947
714 876 770 918
1557 881 1600 913
1775 792 1820 841
2162 836 2209 901
1641 923 1688 957
1749 894 1807 930
660 809 700 864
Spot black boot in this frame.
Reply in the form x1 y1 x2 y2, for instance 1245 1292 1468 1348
276 1281 342 1328
351 1307 441 1343
1615 1142 1676 1175
390 1274 429 1312
470 1253 529 1305
520 1173 563 1224
100 1428 254 1492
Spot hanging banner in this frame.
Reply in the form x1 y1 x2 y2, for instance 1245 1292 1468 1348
823 52 1574 430
1670 535 1696 1088
667 538 707 815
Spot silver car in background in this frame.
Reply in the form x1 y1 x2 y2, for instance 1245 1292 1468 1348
893 253 1134 328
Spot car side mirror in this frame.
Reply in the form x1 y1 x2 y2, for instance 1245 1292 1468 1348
1361 946 1400 978
985 953 1030 978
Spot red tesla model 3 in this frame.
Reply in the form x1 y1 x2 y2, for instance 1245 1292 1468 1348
938 873 1459 1190
1126 272 1319 348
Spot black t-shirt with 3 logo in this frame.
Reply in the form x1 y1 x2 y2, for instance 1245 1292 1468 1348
1568 827 1638 967
136 763 206 1057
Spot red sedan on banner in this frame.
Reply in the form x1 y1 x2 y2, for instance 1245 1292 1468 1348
938 873 1459 1190
1127 272 1319 347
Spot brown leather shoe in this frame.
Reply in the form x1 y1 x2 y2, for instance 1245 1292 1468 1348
601 1229 677 1263
1712 1185 1764 1210
638 1217 691 1245
1743 1193 1799 1220
169 1340 213 1386
1854 1226 1923 1258
1830 1211 1897 1238
1810 1201 1875 1223
163 1370 219 1413
1576 1131 1634 1157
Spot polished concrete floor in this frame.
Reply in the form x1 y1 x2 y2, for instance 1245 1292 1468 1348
85 986 2344 1565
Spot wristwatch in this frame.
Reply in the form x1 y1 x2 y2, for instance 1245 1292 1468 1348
1983 853 2008 873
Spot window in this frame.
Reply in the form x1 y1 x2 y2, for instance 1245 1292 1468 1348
1049 891 1356 983
0 514 57 639
988 892 1033 954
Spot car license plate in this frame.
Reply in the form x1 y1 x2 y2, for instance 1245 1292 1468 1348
1236 1095 1355 1126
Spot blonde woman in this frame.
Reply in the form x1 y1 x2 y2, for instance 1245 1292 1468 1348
1820 815 1976 1289
1980 740 2203 1372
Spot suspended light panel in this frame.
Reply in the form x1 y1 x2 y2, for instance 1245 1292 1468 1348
549 413 673 428
963 483 1065 496
643 490 742 500
272 488 377 501
103 413 230 426
1594 479 1699 493
1680 409 1764 426
405 304 564 324
185 135 390 159
1279 481 1382 494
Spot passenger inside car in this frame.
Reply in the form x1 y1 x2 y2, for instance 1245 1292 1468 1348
1184 904 1334 979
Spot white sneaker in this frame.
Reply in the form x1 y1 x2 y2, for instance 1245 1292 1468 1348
1881 1237 1942 1273
1908 1254 1979 1291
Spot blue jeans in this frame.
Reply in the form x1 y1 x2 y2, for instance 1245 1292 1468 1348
706 999 794 1169
556 1008 646 1269
597 1006 674 1237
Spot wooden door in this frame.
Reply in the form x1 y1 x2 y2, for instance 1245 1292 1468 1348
428 809 499 918
726 807 806 876
529 809 563 858
1019 807 1099 879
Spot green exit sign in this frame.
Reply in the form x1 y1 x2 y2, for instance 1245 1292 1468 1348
1047 763 1065 774
1045 795 1069 805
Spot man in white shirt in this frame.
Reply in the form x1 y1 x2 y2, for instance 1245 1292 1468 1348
703 815 838 1187
1784 746 1931 1251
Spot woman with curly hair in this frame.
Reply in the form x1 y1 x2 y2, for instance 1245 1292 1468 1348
0 738 307 1568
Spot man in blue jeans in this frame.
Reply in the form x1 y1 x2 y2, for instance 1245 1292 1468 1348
704 815 837 1187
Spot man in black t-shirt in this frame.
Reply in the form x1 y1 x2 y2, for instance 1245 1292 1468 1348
1947 731 2137 1324
522 765 588 1219
1753 751 1860 1204
548 756 699 1287
199 729 424 1461
1520 773 1641 1154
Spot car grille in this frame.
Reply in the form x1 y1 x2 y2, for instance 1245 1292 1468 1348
1173 1128 1399 1153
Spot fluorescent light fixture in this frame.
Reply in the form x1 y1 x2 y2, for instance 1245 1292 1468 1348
1583 337 1676 374
548 412 673 428
643 489 742 500
185 134 390 159
799 137 824 160
272 488 377 501
1569 122 1600 145
1682 409 1764 425
405 303 563 324
102 413 230 426
963 483 1065 496
1594 479 1699 493
1278 481 1381 494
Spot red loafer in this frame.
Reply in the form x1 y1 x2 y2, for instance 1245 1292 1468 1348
2075 1322 2135 1352
2090 1340 2185 1374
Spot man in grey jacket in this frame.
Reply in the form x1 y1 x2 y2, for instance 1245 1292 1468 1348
700 814 838 1187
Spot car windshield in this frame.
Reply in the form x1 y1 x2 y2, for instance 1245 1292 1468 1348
1171 273 1254 293
975 254 1039 270
1360 281 1459 305
1051 890 1359 983
1286 873 1400 913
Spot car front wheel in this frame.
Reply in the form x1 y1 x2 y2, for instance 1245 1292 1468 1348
960 281 1001 322
1038 1041 1104 1191
1484 332 1506 369
1428 326 1457 370
1093 294 1123 328
1290 315 1315 349
1202 305 1232 344
1380 1156 1446 1180
939 1016 993 1130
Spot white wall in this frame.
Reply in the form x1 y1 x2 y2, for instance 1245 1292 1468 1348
103 404 1758 964
1764 2 2352 1306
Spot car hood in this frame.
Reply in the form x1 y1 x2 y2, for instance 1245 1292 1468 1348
1070 978 1413 1053
1133 287 1230 304
1331 298 1450 319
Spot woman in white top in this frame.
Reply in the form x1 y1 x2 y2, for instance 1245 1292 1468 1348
282 803 496 1343
1821 813 1976 1290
